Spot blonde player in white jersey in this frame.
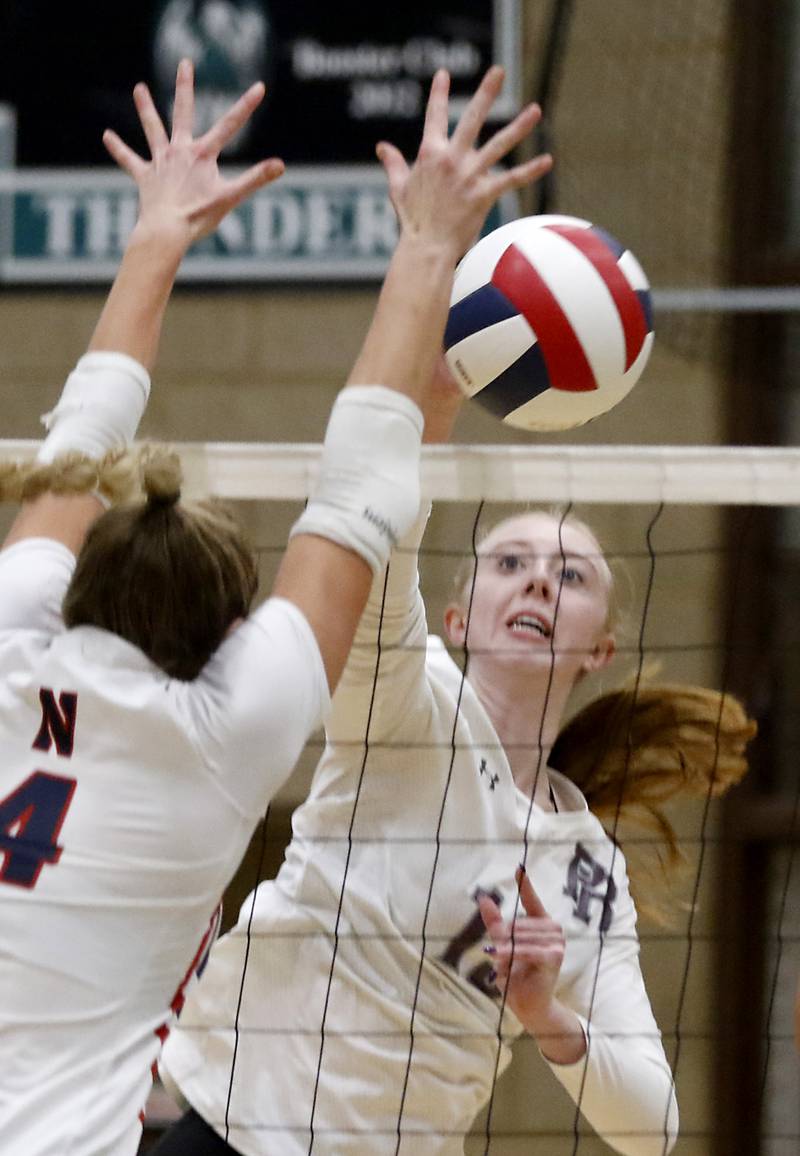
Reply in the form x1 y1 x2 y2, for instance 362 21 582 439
156 310 754 1149
0 60 550 1156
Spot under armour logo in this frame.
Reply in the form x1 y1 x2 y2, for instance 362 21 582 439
563 842 617 932
479 758 499 791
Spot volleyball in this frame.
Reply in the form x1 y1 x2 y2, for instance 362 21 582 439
443 215 654 431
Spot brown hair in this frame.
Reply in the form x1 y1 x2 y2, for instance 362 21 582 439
550 683 757 923
61 449 258 681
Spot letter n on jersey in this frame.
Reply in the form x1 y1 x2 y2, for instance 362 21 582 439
32 689 78 758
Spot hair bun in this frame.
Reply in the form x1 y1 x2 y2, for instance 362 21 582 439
141 448 182 508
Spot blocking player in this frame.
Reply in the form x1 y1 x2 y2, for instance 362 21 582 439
0 60 551 1156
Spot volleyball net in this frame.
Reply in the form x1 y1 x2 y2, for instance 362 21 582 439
20 438 781 1156
0 436 797 1153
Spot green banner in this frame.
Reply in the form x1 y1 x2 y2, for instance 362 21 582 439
0 167 512 283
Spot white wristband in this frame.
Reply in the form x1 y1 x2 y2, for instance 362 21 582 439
37 351 151 464
290 385 424 574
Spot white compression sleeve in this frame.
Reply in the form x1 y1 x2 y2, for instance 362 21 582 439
290 385 424 575
37 351 151 463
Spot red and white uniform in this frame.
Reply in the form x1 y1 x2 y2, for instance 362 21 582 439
0 536 329 1156
161 514 679 1156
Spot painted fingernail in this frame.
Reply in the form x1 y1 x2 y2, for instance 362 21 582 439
487 969 497 983
483 944 496 955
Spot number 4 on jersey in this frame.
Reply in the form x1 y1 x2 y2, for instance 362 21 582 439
0 771 77 888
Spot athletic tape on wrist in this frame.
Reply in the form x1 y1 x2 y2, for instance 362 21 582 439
37 351 151 464
290 385 424 574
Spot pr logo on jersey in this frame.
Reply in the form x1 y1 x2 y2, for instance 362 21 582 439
563 842 617 933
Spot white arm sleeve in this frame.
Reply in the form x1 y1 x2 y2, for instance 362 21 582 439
546 897 679 1156
0 538 74 634
180 597 330 818
325 504 432 747
38 351 151 463
290 386 424 574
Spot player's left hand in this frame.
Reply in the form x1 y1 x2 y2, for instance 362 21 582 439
478 865 566 1029
103 57 285 247
376 67 552 264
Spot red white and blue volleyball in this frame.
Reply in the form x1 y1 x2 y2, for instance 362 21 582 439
444 215 654 431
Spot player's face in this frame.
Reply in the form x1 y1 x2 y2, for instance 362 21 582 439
445 513 615 685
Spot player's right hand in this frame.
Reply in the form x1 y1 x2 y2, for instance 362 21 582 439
478 864 566 1030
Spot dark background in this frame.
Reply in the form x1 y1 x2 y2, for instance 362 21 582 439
0 1 503 166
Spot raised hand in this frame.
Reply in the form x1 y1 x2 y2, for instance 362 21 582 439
103 57 284 247
479 866 568 1034
377 66 552 261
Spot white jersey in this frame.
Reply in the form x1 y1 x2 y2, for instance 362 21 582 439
0 537 329 1156
162 514 679 1156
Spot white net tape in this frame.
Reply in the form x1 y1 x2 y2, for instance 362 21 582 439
3 440 800 505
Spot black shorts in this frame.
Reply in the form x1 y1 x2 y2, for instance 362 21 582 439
147 1108 241 1155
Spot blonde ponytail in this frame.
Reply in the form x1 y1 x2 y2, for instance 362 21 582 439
0 444 178 508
